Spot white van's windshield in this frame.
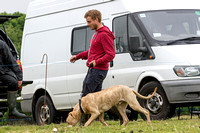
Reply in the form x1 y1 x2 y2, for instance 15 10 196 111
138 10 200 44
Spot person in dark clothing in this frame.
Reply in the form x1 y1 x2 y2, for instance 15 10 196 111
70 9 115 125
0 40 26 118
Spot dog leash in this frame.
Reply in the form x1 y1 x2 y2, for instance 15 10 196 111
79 99 84 113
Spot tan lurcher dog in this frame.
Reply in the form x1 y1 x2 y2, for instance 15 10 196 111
67 85 157 127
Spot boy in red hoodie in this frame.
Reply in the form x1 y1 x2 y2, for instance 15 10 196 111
70 9 115 97
70 9 115 125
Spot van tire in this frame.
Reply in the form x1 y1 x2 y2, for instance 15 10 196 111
167 104 176 118
35 95 56 125
138 81 170 120
127 106 138 121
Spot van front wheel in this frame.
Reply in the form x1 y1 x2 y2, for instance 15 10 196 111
138 81 170 120
35 95 56 125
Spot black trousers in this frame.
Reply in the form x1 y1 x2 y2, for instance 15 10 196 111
0 74 18 91
81 68 107 97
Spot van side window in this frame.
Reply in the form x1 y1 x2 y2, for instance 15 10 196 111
128 16 144 58
113 15 147 60
71 26 95 55
113 16 129 53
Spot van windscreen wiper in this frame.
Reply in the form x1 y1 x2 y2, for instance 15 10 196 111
167 37 200 45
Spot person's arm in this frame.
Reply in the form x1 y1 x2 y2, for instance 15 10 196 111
95 34 115 66
76 50 89 60
18 81 22 86
3 42 23 81
70 55 78 63
70 50 89 63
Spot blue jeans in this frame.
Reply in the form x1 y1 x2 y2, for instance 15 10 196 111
81 68 107 97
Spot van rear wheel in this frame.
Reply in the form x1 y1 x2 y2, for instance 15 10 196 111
138 81 170 120
35 95 57 125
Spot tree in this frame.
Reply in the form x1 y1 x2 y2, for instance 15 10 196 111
0 12 26 56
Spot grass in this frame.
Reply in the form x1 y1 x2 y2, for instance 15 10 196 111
0 115 199 133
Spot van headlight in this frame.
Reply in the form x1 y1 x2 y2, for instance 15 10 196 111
173 66 200 77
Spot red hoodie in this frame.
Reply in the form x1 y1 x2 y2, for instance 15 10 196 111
76 25 115 70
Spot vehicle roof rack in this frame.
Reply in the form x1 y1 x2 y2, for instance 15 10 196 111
0 15 20 24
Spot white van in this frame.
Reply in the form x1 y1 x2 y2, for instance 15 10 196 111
21 0 200 125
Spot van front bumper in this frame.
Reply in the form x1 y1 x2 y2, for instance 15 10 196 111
161 78 200 103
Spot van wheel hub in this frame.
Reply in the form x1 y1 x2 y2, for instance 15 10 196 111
40 105 50 122
146 93 163 113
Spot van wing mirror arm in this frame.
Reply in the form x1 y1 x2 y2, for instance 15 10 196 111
138 46 147 52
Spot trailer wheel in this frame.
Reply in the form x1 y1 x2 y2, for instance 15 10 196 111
35 95 56 125
138 81 170 120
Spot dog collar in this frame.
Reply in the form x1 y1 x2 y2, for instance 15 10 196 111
79 99 84 113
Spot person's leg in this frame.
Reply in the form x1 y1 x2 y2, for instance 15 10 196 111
0 74 18 91
81 69 90 97
79 70 90 126
82 69 107 96
0 75 26 118
80 69 107 126
7 91 26 118
93 69 107 93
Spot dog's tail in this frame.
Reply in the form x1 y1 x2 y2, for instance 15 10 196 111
132 87 157 99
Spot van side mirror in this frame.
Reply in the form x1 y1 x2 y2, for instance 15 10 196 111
129 36 147 53
129 36 155 60
138 47 147 52
129 36 140 53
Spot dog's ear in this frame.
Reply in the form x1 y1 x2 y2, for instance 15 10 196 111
69 112 76 119
68 112 72 116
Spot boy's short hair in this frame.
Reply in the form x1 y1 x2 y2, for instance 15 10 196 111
84 9 102 22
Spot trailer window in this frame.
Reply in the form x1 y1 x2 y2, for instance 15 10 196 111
71 26 95 54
